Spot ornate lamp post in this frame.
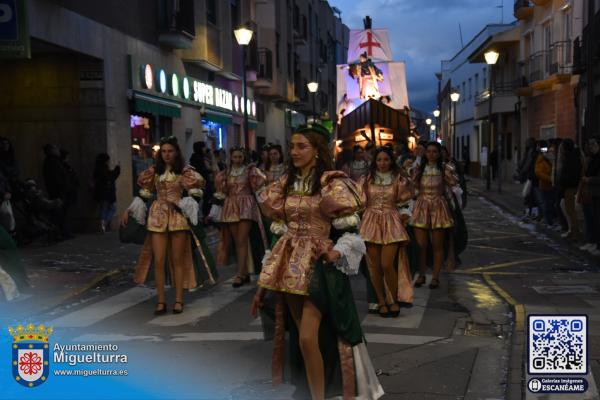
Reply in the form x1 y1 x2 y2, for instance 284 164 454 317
234 25 254 150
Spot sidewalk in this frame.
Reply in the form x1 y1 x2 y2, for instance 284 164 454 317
469 177 600 400
0 227 220 324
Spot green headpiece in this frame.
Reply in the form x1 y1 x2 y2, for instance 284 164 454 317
295 122 332 142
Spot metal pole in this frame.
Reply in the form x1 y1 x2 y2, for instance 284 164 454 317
453 101 457 156
312 93 316 120
486 64 493 191
242 45 250 150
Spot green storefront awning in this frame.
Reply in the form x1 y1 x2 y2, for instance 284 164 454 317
133 93 181 118
203 111 233 125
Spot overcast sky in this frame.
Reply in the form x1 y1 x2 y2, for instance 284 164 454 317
328 0 515 113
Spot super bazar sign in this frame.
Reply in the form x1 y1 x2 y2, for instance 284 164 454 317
138 63 255 117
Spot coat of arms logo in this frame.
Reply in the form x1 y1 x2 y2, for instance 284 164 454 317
8 323 53 387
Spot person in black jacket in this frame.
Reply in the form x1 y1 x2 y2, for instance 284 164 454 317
189 142 214 222
557 139 581 240
43 144 72 238
93 153 120 232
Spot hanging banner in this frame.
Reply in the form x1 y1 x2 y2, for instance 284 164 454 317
0 0 30 59
347 29 393 64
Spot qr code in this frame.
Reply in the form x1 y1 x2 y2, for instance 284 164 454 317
528 315 587 374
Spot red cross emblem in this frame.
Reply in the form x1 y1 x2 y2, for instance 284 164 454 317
359 30 382 56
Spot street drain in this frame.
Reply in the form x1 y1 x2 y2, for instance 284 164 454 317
464 322 499 337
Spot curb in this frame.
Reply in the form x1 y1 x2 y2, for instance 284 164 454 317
39 268 127 314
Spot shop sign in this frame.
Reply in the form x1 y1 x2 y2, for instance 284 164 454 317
0 0 30 59
135 62 255 117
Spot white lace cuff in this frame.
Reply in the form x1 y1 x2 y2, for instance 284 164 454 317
333 232 366 276
270 220 288 236
178 197 199 226
139 188 152 199
452 186 463 209
397 199 413 217
127 197 147 225
214 192 226 200
332 213 361 230
188 188 203 198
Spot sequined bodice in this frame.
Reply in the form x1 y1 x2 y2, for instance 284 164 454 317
365 182 396 213
155 175 184 203
419 166 444 197
284 193 330 239
226 170 251 196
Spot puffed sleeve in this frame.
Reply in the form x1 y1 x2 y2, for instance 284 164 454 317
248 165 267 192
320 171 365 230
214 170 228 200
444 163 458 187
395 174 414 205
137 167 156 199
181 167 205 198
257 174 286 222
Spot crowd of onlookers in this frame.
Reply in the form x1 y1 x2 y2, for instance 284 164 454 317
516 136 600 256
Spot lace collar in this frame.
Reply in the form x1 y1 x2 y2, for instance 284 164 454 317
374 171 392 185
229 165 247 177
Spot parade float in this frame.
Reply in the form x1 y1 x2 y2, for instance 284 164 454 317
336 17 412 150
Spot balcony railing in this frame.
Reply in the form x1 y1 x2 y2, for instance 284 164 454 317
257 48 273 81
549 41 573 75
158 0 195 48
475 81 519 104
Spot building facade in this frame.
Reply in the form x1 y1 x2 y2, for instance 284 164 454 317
253 0 349 150
577 0 600 140
0 0 348 231
439 24 515 177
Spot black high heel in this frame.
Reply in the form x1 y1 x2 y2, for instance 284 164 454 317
154 302 167 315
429 278 440 289
388 303 400 317
173 301 184 314
414 275 426 288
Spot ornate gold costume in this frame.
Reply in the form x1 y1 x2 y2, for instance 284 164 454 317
359 172 413 244
410 163 458 229
215 166 264 224
257 171 364 295
137 167 204 232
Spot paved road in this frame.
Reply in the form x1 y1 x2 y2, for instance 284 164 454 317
2 194 599 399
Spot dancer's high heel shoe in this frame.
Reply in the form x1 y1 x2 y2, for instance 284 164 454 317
414 275 426 288
173 301 184 314
154 302 167 315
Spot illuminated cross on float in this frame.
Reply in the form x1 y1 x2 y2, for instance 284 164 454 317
359 30 381 56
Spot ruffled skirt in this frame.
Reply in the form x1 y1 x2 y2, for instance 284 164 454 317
221 194 260 223
360 209 409 244
258 234 332 295
147 200 189 232
410 195 454 229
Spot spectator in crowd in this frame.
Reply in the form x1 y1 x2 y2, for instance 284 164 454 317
535 142 556 227
557 139 581 241
518 138 540 221
412 141 427 170
579 136 600 256
0 137 18 190
490 148 498 181
60 149 80 236
190 142 215 221
462 145 470 176
215 149 227 171
549 138 568 233
93 153 121 233
42 144 71 239
0 170 15 236
394 139 411 168
22 178 62 242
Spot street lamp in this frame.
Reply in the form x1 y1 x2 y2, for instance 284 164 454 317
425 118 432 126
234 25 254 150
430 124 436 141
307 81 319 120
433 109 440 118
450 89 460 158
485 49 499 192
